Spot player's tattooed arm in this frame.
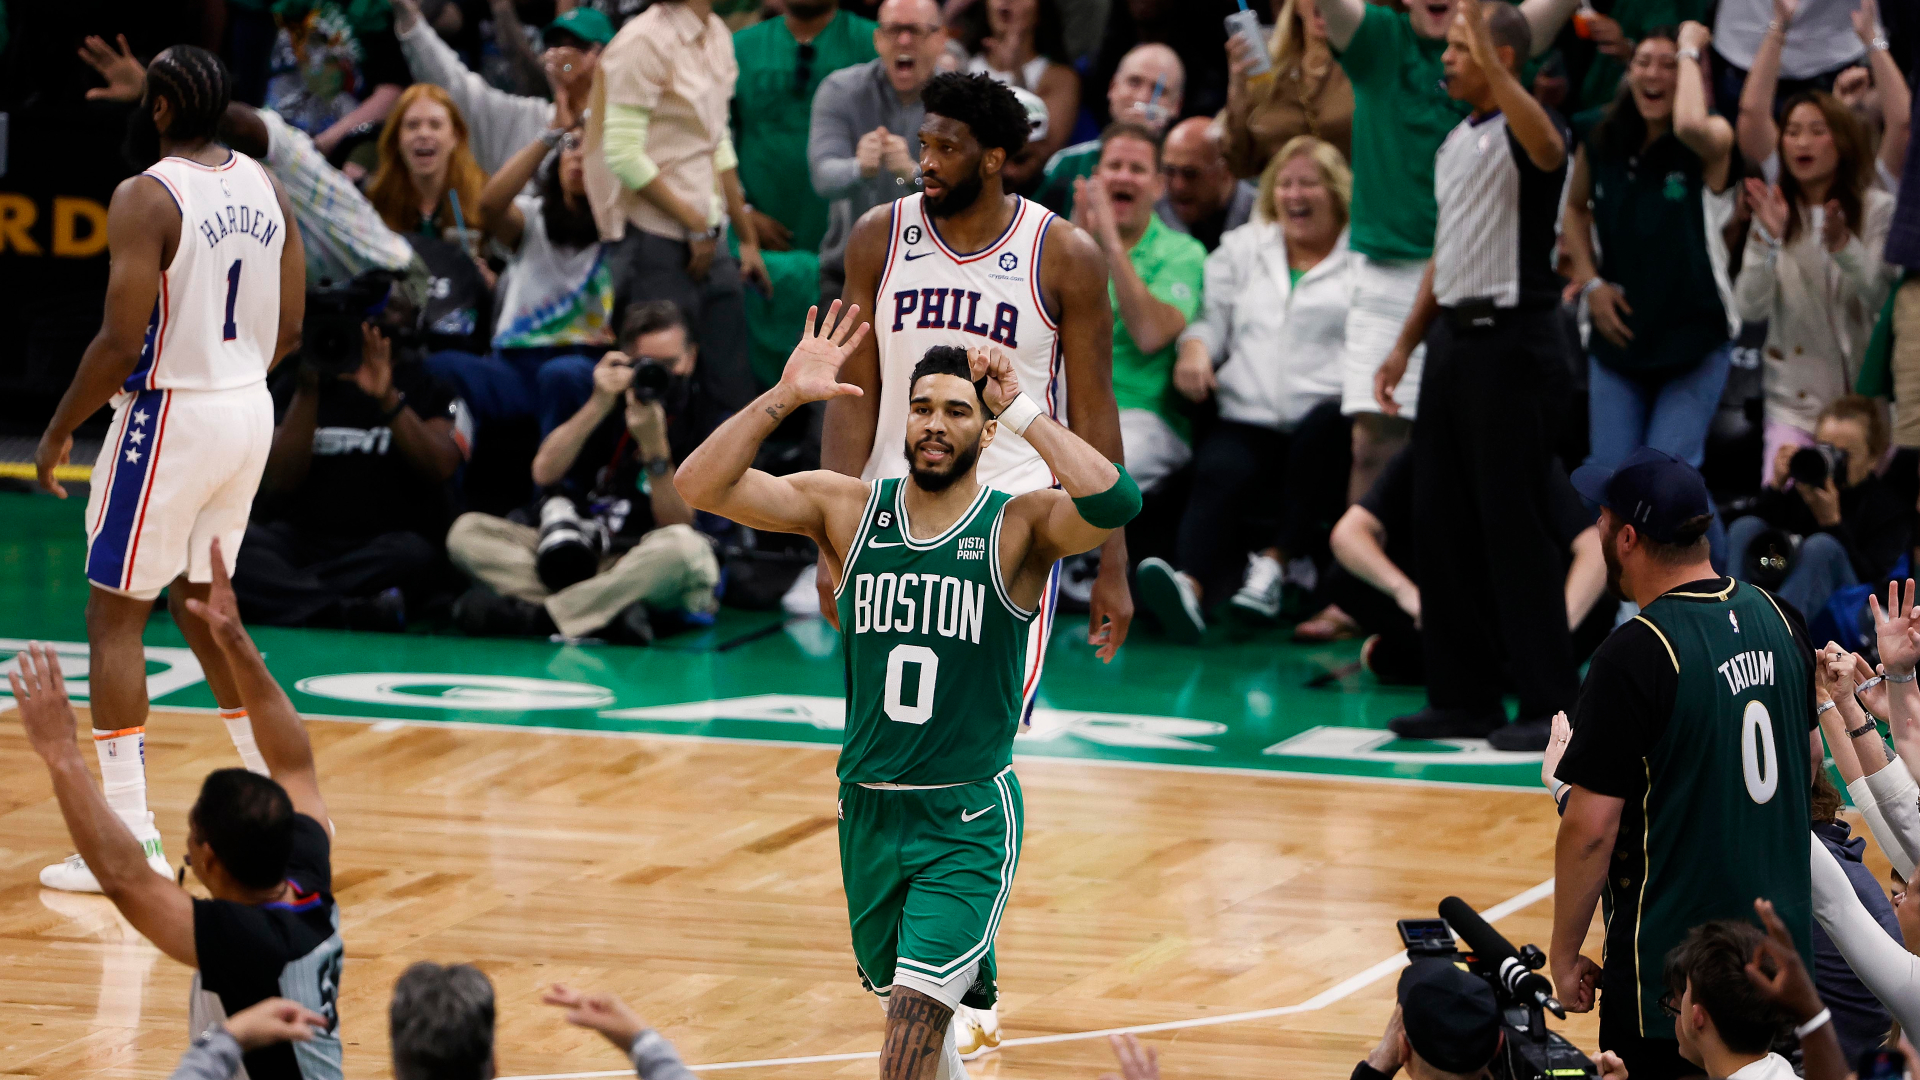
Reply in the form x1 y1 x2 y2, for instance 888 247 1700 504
677 302 872 549
878 987 953 1080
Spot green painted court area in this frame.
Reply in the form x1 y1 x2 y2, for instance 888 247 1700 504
0 490 1547 788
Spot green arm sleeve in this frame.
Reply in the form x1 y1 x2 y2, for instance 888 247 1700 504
605 103 660 191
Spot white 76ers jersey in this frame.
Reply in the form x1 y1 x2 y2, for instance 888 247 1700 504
863 193 1063 496
128 152 286 393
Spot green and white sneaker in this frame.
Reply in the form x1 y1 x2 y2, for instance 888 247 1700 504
40 815 172 893
1137 557 1205 644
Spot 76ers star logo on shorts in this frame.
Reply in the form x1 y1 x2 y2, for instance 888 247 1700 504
998 252 1019 271
904 225 922 245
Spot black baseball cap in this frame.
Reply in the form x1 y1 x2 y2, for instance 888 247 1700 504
1397 959 1502 1073
1569 447 1714 543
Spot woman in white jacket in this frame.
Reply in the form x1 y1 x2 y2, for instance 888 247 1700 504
1134 136 1354 636
1735 90 1896 486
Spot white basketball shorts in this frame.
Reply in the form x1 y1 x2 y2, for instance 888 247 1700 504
84 384 272 601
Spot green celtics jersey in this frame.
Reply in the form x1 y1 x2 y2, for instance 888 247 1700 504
1617 580 1813 1039
834 478 1035 785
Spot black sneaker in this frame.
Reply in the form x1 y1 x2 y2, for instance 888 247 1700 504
599 601 655 646
1487 716 1553 752
1387 706 1505 740
452 587 557 637
339 587 406 633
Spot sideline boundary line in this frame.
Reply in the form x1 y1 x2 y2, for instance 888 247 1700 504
495 879 1558 1079
129 704 1544 794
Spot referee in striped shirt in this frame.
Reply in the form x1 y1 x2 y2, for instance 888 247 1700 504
1372 0 1575 752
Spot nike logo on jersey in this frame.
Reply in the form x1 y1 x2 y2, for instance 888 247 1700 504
868 539 903 548
903 251 934 261
961 807 995 822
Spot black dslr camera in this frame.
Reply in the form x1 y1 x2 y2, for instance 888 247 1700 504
1397 898 1600 1080
301 271 403 377
1788 442 1850 490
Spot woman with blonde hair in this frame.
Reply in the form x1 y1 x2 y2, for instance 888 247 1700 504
1136 136 1355 640
1220 0 1353 179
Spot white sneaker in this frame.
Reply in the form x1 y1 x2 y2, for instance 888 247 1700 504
954 1005 1003 1060
1229 553 1284 622
40 826 171 894
1137 557 1204 644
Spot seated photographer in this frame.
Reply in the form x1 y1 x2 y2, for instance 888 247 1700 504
1728 395 1916 620
446 302 720 642
1326 447 1611 685
233 277 471 631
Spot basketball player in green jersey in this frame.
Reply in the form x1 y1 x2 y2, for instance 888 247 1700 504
1550 448 1816 1080
676 300 1141 1080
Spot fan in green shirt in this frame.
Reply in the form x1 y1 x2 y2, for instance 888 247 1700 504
1322 0 1576 262
731 3 877 385
1076 126 1207 452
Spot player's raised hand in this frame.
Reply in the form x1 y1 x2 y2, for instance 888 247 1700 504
8 642 81 763
779 301 870 404
542 983 648 1052
968 345 1022 415
78 34 146 103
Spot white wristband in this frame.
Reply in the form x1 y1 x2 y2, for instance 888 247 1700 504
1548 779 1570 800
996 393 1043 436
1793 1007 1831 1040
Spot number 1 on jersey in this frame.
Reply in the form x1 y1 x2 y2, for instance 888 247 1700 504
222 259 241 341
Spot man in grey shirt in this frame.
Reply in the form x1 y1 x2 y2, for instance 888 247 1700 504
809 0 948 301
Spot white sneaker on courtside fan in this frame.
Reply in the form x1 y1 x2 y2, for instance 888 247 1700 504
1229 553 1285 623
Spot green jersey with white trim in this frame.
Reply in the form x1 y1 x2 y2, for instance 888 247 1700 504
835 478 1035 785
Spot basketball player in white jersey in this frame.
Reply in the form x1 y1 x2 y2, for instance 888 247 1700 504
34 46 305 893
819 70 1128 1058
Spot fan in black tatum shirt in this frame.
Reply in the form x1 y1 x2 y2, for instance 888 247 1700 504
11 539 343 1080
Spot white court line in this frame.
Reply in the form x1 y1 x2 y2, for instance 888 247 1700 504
497 878 1558 1080
146 705 1545 794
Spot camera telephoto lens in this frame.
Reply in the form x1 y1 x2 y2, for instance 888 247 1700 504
535 496 607 592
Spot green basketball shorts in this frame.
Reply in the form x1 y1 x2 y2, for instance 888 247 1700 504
837 766 1024 1010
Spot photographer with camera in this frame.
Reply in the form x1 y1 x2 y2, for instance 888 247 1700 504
232 275 472 631
1347 960 1626 1080
445 301 720 642
1727 395 1917 622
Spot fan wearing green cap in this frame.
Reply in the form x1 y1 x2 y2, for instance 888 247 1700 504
392 0 611 173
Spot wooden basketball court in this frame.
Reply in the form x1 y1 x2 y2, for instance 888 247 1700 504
1 702 1610 1080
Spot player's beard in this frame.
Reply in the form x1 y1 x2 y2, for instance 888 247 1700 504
122 103 163 171
923 169 985 218
905 432 982 493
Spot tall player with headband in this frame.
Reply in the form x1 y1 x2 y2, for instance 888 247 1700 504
34 46 305 893
820 71 1129 1053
